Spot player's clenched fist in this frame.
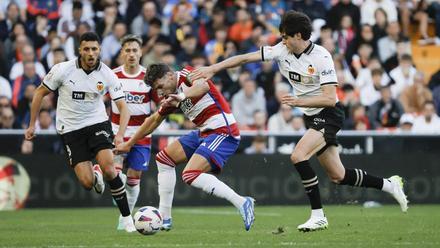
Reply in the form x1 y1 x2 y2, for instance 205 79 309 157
24 126 36 140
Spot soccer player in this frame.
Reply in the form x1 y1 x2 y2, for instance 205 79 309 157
111 34 158 230
114 63 255 231
191 10 408 232
24 32 136 232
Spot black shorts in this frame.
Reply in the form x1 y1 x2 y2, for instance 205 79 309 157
60 121 114 167
303 102 345 153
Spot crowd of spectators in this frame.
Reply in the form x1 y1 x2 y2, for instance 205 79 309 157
1 0 440 154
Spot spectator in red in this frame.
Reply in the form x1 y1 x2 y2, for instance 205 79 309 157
27 0 61 25
228 8 253 44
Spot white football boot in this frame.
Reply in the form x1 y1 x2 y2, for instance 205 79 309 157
120 215 136 233
297 216 328 232
388 175 409 212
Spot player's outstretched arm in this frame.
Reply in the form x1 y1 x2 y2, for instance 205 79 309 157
191 51 261 81
25 85 51 140
114 112 165 154
113 99 130 145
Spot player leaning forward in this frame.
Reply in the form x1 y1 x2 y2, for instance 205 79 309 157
25 32 136 232
191 10 408 232
115 63 255 231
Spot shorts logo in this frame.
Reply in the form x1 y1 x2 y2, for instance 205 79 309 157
66 145 72 165
289 71 301 82
95 130 110 138
72 91 85 100
313 118 325 123
96 81 104 92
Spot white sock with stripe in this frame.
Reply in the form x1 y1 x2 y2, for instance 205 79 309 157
189 173 246 209
157 161 176 220
126 177 140 213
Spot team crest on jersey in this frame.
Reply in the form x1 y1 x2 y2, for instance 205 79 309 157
307 65 315 74
96 81 104 92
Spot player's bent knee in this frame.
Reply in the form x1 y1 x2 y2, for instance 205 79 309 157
328 172 344 184
291 152 306 164
100 164 116 179
182 169 202 185
78 176 94 190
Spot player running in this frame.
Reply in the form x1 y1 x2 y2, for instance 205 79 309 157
114 63 255 231
191 10 408 232
111 35 159 230
25 32 136 232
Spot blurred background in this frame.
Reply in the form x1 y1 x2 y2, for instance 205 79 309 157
0 0 439 209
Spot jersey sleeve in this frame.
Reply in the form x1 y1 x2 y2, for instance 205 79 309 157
42 63 63 91
261 42 283 61
107 71 125 101
316 51 338 86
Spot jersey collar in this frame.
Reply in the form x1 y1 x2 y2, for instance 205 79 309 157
76 57 102 75
293 41 314 59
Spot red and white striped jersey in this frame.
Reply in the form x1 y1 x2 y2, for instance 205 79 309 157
111 66 160 146
158 66 240 139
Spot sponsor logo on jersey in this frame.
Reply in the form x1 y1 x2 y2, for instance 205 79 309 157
125 92 146 104
179 98 194 114
113 83 122 92
289 71 301 82
72 91 85 100
321 69 334 76
96 81 104 92
307 65 315 74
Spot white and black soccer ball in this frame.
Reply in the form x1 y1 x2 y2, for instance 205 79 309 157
133 206 163 235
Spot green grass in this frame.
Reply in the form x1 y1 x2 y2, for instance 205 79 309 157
1 205 439 247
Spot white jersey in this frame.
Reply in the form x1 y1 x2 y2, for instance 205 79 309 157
261 42 338 115
43 59 125 134
111 66 159 146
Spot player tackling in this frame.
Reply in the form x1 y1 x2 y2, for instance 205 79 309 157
114 63 255 231
191 10 408 232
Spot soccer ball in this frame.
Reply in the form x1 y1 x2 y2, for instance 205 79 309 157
133 206 163 235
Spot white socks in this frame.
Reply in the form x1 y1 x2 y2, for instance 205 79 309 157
382 178 393 194
157 161 176 220
191 173 245 209
126 183 140 213
311 208 325 218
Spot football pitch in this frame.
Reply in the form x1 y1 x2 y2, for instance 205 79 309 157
1 205 439 247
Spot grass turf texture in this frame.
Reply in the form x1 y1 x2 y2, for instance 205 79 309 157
1 205 439 247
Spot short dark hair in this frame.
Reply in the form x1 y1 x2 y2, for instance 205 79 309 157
149 17 162 27
371 68 384 76
120 34 142 47
145 63 171 86
279 11 312 40
79 32 101 44
73 0 83 10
